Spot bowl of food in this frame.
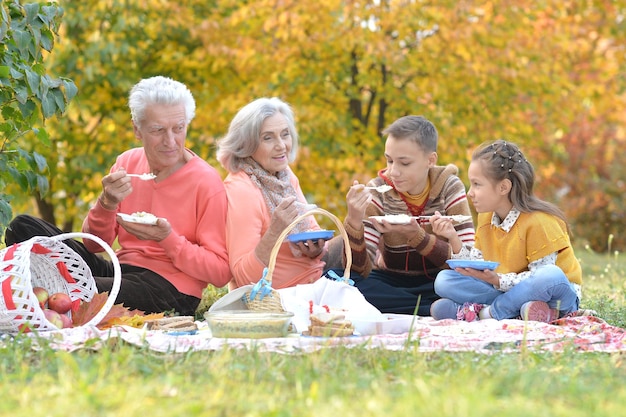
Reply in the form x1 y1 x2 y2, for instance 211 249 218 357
204 310 294 339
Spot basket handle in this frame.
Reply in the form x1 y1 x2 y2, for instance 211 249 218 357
265 207 352 286
50 232 122 327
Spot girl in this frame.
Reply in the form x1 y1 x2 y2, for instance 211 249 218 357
430 139 582 322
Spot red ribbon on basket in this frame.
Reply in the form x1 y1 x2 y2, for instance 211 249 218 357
2 277 16 310
1 244 17 310
56 262 77 284
31 243 51 254
2 244 17 268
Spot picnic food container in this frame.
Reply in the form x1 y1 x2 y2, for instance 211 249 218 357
0 233 121 332
351 314 417 336
241 207 353 312
204 310 294 339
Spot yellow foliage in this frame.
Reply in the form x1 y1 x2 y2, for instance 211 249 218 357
6 0 625 251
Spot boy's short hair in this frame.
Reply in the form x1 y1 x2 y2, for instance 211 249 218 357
382 115 438 152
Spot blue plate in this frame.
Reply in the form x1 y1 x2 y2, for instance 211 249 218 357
287 230 334 243
446 259 500 270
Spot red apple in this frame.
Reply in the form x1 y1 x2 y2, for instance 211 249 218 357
59 314 73 329
43 309 64 329
32 286 49 308
48 292 72 314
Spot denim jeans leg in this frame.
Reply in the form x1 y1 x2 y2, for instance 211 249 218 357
434 269 503 305
490 264 580 319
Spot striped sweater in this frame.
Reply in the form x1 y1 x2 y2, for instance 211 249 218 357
345 164 475 280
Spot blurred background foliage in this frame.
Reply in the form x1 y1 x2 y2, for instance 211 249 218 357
2 0 626 252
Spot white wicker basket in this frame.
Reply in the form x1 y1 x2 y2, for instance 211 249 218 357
0 232 121 333
243 207 353 312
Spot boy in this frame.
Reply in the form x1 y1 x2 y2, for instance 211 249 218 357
342 115 475 315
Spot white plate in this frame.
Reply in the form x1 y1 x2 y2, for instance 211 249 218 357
370 214 473 225
369 215 413 225
417 215 473 223
117 212 159 225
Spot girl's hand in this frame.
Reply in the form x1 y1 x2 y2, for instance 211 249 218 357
345 180 372 230
430 211 463 253
453 267 499 286
430 211 456 240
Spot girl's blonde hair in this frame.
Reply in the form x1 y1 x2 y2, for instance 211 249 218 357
472 139 569 228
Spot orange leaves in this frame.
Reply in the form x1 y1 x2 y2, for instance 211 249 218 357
72 292 163 330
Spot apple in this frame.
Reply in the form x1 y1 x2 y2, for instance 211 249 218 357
59 313 73 329
43 309 64 329
48 292 72 314
32 286 49 308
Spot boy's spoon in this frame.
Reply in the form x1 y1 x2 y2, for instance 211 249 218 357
364 184 393 193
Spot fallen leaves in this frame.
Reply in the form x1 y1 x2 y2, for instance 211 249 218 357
72 292 164 329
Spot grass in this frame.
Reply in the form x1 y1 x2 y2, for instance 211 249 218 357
1 245 626 417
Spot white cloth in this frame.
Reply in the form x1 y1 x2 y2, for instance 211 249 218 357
209 278 384 333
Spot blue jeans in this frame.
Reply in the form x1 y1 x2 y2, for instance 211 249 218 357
434 264 579 319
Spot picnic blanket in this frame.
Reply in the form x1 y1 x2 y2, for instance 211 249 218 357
6 315 625 354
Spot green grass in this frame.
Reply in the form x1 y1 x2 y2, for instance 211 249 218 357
1 245 625 417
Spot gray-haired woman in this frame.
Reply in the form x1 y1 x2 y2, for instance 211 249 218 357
216 97 331 290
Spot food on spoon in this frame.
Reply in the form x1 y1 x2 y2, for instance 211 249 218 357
447 215 472 223
371 184 392 193
127 172 157 180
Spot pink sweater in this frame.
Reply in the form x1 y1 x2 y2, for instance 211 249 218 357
224 169 325 289
82 148 231 298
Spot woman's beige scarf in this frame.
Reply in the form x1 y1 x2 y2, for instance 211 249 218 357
240 157 311 235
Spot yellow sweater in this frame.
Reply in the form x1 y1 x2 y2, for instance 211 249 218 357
476 211 582 285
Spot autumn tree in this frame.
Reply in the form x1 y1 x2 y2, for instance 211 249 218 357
8 0 626 251
0 0 76 228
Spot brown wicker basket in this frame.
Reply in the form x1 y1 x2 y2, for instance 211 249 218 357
0 232 121 333
243 207 353 312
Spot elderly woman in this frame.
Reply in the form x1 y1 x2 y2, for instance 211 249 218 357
216 97 331 289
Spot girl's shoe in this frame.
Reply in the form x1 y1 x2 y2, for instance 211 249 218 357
520 301 559 323
456 302 484 322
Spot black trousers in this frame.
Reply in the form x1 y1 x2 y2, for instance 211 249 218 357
352 269 440 316
4 214 200 316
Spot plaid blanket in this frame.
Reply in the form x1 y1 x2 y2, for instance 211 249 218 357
9 315 625 354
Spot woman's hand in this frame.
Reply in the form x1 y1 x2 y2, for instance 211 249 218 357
292 239 325 259
99 169 132 210
256 196 304 265
268 196 300 236
345 180 372 230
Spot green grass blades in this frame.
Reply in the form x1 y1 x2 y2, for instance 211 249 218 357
0 343 625 417
0 245 625 416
